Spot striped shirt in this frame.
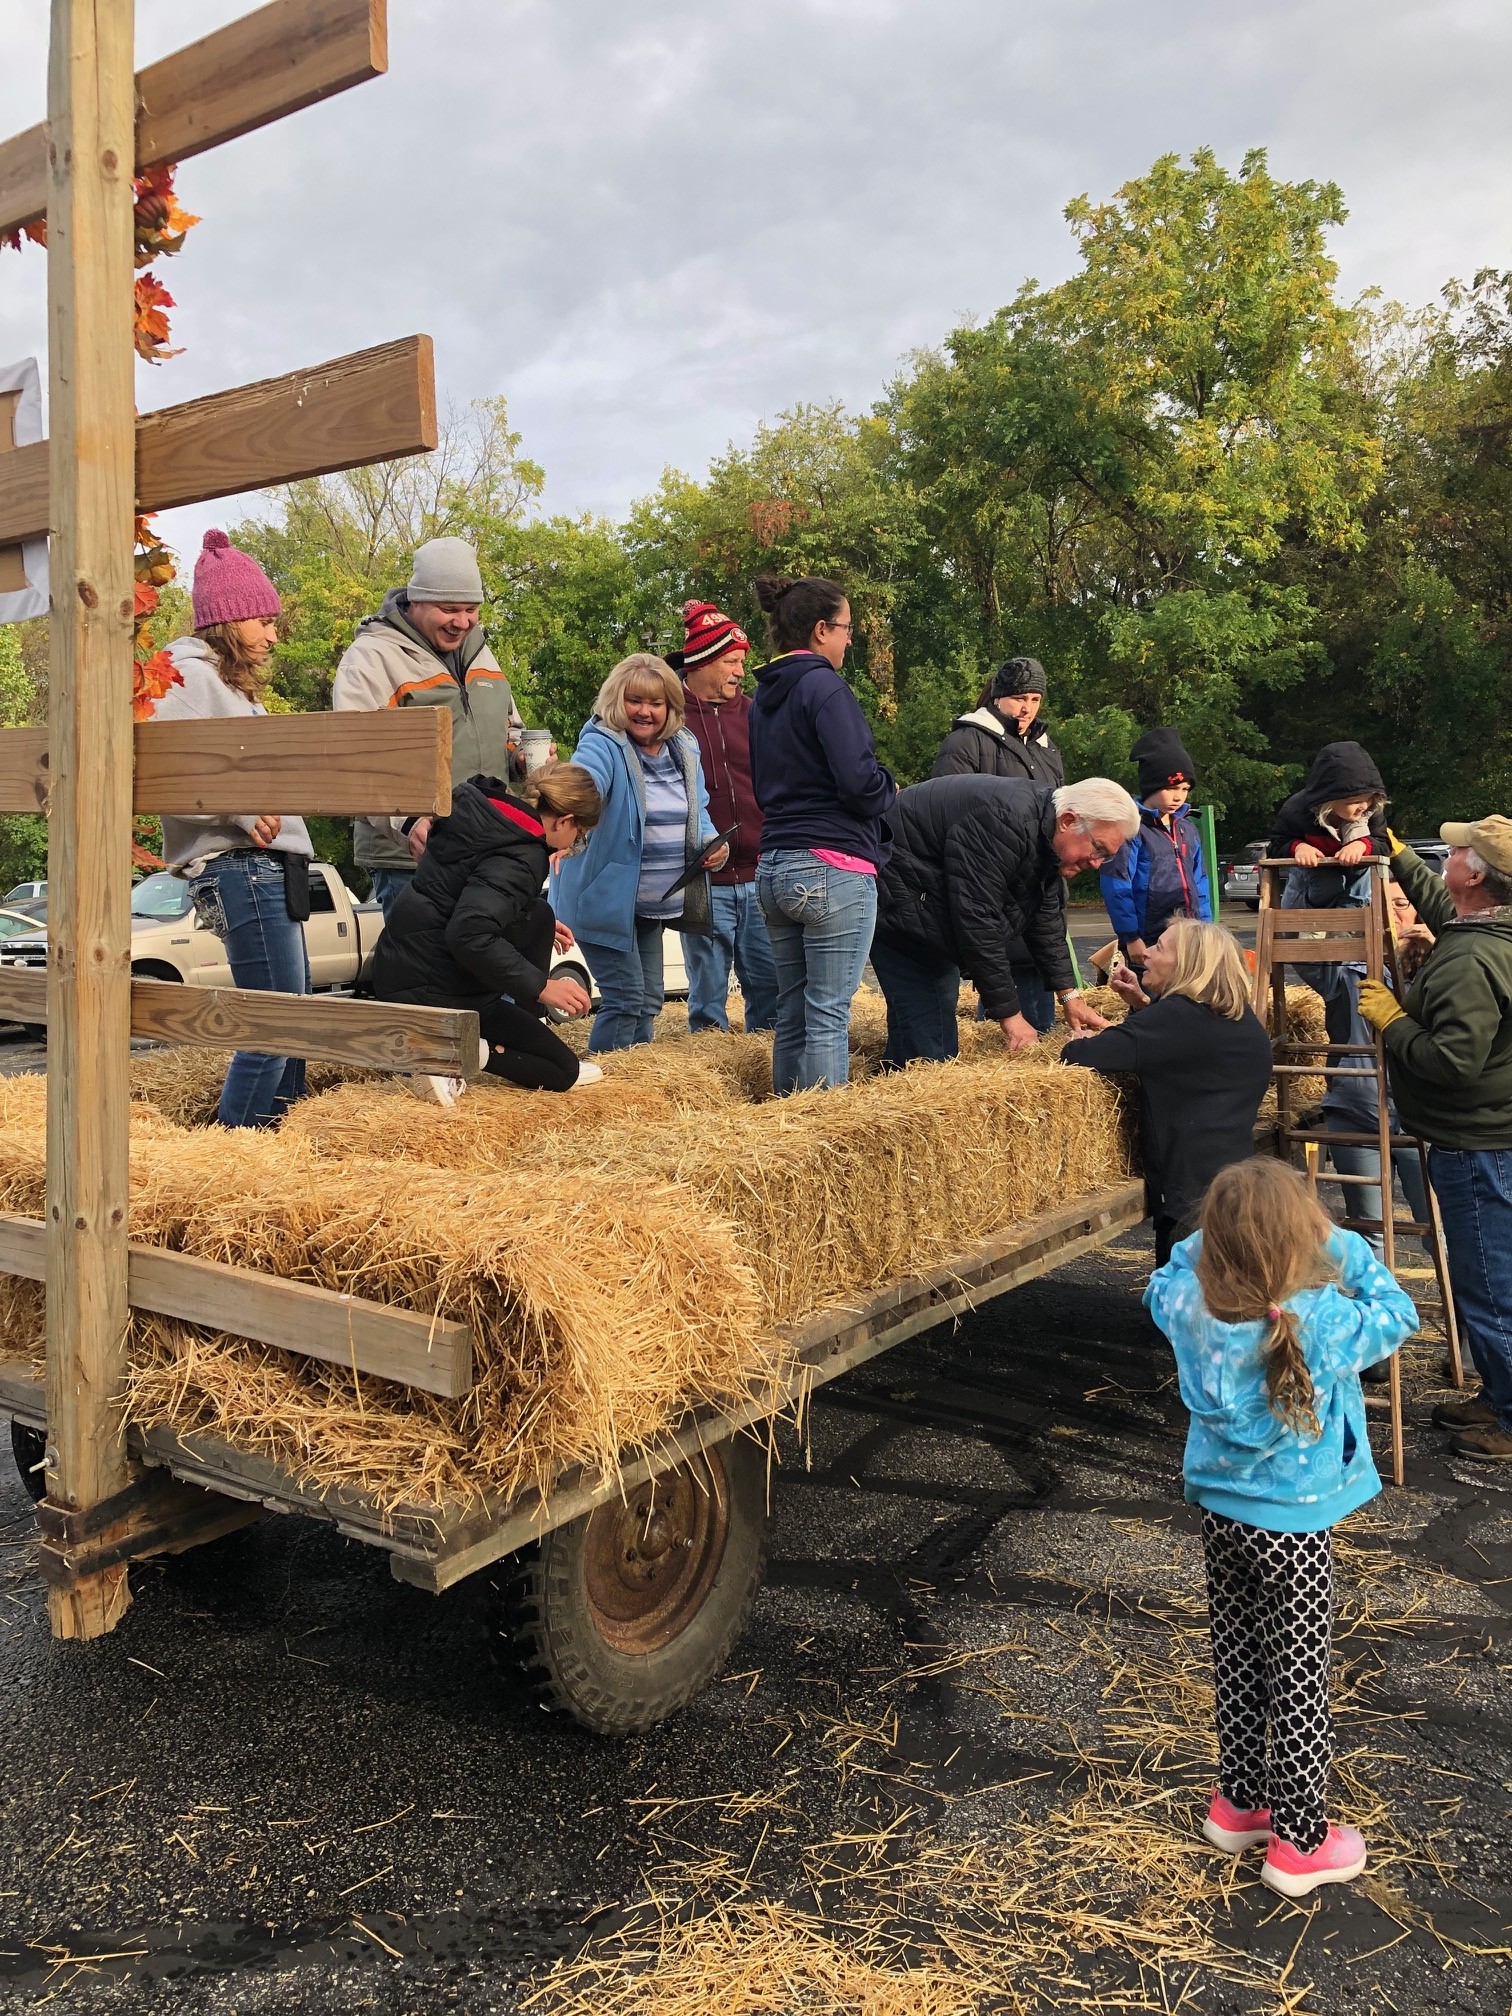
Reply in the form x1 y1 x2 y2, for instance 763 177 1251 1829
634 741 690 920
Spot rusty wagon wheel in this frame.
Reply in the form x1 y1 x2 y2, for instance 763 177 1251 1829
505 1436 768 1735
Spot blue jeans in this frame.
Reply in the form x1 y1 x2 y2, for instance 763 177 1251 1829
682 882 780 1033
1427 1147 1512 1430
368 866 414 921
1282 866 1369 1044
975 966 1055 1034
580 918 667 1052
756 850 876 1093
1327 1142 1429 1262
869 933 959 1068
190 852 311 1129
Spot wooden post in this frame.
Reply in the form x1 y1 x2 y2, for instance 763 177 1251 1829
43 0 138 1639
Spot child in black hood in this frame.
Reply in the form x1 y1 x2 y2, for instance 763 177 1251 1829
1270 742 1390 906
1270 740 1391 1044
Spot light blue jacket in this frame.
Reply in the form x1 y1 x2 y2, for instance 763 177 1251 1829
553 718 716 951
1144 1228 1418 1532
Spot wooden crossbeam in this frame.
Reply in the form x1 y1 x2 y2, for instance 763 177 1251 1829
0 1215 473 1399
0 0 387 241
0 335 436 548
0 711 453 817
0 970 482 1077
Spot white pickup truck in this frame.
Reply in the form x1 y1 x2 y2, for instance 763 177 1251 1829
0 866 387 994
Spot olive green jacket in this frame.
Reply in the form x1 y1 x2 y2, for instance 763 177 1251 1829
1383 846 1512 1149
332 590 524 870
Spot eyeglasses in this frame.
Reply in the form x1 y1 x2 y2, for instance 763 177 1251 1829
822 619 854 634
1084 836 1120 868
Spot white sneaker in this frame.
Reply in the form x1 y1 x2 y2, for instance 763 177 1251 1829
401 1074 467 1106
569 1060 605 1089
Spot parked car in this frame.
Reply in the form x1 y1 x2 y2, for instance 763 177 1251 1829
550 928 690 1005
0 866 386 994
1222 841 1266 910
2 881 45 904
0 906 45 944
1405 838 1449 874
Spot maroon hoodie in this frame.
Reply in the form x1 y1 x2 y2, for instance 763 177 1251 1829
681 686 763 884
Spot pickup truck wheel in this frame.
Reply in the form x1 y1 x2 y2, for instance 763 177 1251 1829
505 1436 768 1735
10 1421 46 1502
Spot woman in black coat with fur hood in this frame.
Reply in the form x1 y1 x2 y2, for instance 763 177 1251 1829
368 763 603 1100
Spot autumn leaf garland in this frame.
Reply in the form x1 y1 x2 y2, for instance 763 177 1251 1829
4 164 201 717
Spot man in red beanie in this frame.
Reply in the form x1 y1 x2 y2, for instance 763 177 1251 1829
669 600 778 1032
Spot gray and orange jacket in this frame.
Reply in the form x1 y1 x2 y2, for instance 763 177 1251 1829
332 588 525 870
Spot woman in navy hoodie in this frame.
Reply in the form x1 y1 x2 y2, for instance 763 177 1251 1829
749 576 897 1093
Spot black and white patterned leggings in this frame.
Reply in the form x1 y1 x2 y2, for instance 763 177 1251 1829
1200 1509 1334 1853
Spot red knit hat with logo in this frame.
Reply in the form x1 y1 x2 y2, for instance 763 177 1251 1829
679 599 749 672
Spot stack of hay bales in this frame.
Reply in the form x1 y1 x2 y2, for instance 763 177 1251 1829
0 981 1308 1514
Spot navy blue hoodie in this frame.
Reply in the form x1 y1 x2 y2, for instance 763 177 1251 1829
749 651 896 867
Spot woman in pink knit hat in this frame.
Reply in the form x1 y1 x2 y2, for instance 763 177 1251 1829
150 530 314 1128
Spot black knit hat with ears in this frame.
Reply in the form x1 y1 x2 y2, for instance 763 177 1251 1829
1132 727 1197 799
988 656 1046 700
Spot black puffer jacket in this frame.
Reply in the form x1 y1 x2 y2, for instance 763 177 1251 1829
874 776 1075 1020
368 776 552 1010
1270 742 1390 860
932 706 1064 788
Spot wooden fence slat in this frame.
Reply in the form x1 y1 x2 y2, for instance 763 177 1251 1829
0 335 436 548
0 970 481 1077
0 711 452 818
0 1215 473 1400
0 0 386 240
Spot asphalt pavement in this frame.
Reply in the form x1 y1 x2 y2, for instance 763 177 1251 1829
1 1226 1508 2014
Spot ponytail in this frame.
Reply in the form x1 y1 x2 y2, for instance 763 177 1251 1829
752 574 846 654
1195 1160 1337 1440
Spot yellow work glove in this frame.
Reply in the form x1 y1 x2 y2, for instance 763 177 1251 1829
1358 979 1405 1033
1385 827 1407 857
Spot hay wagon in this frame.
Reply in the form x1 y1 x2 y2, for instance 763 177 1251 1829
0 0 1149 1736
0 1180 1142 1733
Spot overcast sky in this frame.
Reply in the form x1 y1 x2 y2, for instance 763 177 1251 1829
1 0 1508 561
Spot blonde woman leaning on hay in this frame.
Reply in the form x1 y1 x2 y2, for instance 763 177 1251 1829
1063 919 1271 1265
553 656 728 1051
149 530 313 1130
367 762 605 1101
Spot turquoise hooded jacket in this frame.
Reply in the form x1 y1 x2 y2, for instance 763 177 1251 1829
1144 1228 1418 1532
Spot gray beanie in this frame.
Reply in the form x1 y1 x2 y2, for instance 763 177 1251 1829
406 536 484 605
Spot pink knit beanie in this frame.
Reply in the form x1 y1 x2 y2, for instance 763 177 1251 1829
191 528 281 628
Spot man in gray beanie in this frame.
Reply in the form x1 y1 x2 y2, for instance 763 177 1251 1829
334 536 542 917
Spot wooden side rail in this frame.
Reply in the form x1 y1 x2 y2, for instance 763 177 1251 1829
0 1214 472 1399
0 709 453 819
0 971 481 1078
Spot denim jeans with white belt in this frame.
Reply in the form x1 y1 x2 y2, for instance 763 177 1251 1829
190 851 311 1128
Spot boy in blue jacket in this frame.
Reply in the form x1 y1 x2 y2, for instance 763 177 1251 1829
1100 728 1211 970
1145 1156 1417 1899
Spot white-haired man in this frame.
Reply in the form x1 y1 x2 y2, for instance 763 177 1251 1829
333 536 537 918
871 774 1140 1067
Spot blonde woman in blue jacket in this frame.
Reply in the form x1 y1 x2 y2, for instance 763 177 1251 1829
554 655 726 1050
1145 1156 1416 1900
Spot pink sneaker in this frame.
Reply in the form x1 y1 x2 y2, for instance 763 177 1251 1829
1202 1791 1273 1852
1261 1824 1367 1898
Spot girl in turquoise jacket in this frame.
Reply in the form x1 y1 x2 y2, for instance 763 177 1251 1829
1144 1157 1417 1899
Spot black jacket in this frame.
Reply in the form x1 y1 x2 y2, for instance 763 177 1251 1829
368 776 552 1010
1062 994 1273 1228
932 706 1065 789
1270 742 1390 862
874 776 1075 1019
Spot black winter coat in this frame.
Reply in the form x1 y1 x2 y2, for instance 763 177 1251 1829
368 776 552 1010
1269 741 1390 861
874 776 1075 1020
931 706 1064 789
1062 994 1273 1231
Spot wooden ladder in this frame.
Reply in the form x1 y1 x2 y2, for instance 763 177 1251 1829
1252 858 1463 1486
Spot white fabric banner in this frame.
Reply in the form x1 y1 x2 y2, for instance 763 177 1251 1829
0 357 48 625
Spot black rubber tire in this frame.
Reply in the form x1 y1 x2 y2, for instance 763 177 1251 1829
10 1421 46 1502
505 1436 768 1735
